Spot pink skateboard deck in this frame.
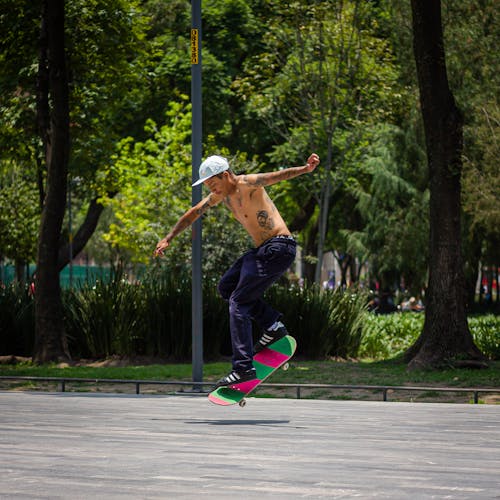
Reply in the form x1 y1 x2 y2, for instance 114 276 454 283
208 335 297 406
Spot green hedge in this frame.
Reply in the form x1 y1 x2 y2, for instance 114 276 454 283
1 274 367 360
63 276 368 360
0 283 34 355
360 313 500 360
265 285 367 358
2 276 498 361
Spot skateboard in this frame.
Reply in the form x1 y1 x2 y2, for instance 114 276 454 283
208 335 297 407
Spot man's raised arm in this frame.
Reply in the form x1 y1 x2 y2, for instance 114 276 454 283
241 153 320 188
154 193 220 256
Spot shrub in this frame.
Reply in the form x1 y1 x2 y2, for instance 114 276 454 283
360 313 500 360
4 273 497 362
65 269 227 361
140 270 192 360
0 284 34 356
63 275 368 360
469 315 500 360
359 313 423 360
202 277 231 360
266 285 368 358
64 278 146 358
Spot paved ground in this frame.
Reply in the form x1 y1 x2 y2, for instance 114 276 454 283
0 392 499 499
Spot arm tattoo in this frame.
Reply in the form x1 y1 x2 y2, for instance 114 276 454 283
174 219 191 233
174 200 210 236
195 200 211 216
242 174 267 187
243 169 299 187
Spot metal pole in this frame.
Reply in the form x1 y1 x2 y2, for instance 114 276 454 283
191 0 203 389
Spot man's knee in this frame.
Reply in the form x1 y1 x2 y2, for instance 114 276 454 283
229 295 251 318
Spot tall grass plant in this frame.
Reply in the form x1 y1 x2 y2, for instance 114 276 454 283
266 285 367 358
0 283 34 356
2 274 498 362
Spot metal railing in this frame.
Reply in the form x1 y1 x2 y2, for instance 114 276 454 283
1 375 498 403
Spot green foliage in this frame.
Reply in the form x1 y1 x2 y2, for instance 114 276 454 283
233 0 404 283
360 313 423 360
0 162 40 262
63 268 230 361
96 100 254 269
3 280 498 362
96 99 192 263
238 1 400 164
1 0 499 365
0 0 150 171
462 101 500 235
139 269 192 360
265 285 368 358
444 1 500 287
0 284 34 356
360 313 500 360
66 0 151 177
64 277 145 358
387 0 499 302
0 0 154 274
471 315 500 360
2 275 368 360
346 123 429 292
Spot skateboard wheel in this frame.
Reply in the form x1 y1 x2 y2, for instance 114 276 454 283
282 363 289 371
239 399 247 407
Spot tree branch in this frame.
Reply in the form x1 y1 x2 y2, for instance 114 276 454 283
289 196 317 233
57 194 115 271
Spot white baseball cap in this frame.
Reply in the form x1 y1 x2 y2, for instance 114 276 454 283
192 155 229 186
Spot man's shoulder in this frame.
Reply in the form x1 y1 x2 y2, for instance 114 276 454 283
237 174 266 190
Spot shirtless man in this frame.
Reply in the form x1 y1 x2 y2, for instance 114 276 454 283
154 153 320 387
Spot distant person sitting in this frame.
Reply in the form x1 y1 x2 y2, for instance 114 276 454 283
401 296 424 312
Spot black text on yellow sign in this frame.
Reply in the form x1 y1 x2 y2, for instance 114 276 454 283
191 29 199 64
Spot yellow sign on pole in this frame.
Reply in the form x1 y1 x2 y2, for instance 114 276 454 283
191 29 199 64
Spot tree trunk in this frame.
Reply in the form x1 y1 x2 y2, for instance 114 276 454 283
33 0 70 363
334 252 350 288
303 222 319 284
288 195 318 284
15 260 27 285
405 0 485 369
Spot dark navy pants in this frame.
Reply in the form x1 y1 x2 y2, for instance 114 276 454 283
217 236 297 371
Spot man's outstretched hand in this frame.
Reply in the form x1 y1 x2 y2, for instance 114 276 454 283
305 153 320 172
154 238 169 257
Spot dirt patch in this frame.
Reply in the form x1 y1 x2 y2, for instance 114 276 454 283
70 355 172 368
0 354 176 368
0 355 31 365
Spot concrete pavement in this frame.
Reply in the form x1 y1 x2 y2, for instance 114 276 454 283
1 392 499 499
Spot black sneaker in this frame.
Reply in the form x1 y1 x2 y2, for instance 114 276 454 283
214 367 257 389
254 324 288 353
